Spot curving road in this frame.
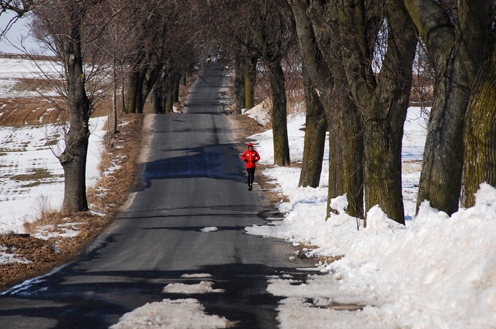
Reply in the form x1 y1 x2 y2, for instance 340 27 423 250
0 63 313 328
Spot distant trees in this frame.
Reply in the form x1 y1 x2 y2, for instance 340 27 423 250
28 0 202 214
248 0 293 166
196 0 258 115
204 0 293 166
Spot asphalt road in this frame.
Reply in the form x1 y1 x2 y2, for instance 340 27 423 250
0 63 313 328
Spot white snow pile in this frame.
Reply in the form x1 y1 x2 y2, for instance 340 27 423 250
110 298 235 329
244 106 496 328
200 226 219 233
163 281 225 294
244 98 271 126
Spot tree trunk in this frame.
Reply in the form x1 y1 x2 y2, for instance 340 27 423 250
366 0 416 224
335 92 364 218
151 81 164 114
461 42 496 207
268 60 290 166
404 0 491 215
415 70 468 215
172 73 180 104
244 56 257 110
299 65 326 188
110 58 118 135
60 24 90 215
126 69 141 114
233 56 246 114
165 91 174 113
291 0 364 218
141 65 160 112
335 0 416 224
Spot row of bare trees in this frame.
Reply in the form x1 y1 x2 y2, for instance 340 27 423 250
202 0 496 225
2 0 496 226
1 0 203 215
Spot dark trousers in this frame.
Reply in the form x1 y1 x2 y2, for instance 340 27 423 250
246 168 255 185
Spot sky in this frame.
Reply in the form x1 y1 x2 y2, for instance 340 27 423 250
1 58 495 328
0 11 42 54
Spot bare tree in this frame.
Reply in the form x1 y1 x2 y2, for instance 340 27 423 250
337 0 417 224
290 0 417 223
298 63 327 188
33 0 110 214
93 0 136 135
290 0 365 219
245 0 293 166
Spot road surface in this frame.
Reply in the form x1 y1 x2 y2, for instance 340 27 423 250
0 63 314 328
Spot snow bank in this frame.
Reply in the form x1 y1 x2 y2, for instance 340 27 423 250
245 109 496 328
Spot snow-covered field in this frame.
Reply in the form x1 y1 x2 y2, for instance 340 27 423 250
1 57 495 328
0 57 62 97
0 58 106 237
0 117 106 235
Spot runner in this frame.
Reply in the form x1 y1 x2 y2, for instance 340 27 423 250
240 142 260 191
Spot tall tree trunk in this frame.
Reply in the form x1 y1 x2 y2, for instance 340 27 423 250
109 58 118 135
165 91 174 113
141 65 161 113
151 80 165 114
291 0 364 218
335 0 417 223
244 56 257 110
268 60 290 166
299 65 326 188
126 69 141 114
60 24 90 215
172 73 181 104
404 0 491 215
233 56 246 114
336 92 364 218
461 42 496 207
415 65 468 215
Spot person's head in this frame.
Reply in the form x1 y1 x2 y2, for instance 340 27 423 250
247 142 254 149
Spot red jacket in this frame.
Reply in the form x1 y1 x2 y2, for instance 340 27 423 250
240 149 260 168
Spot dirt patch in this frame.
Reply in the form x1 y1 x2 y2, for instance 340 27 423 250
0 95 107 127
